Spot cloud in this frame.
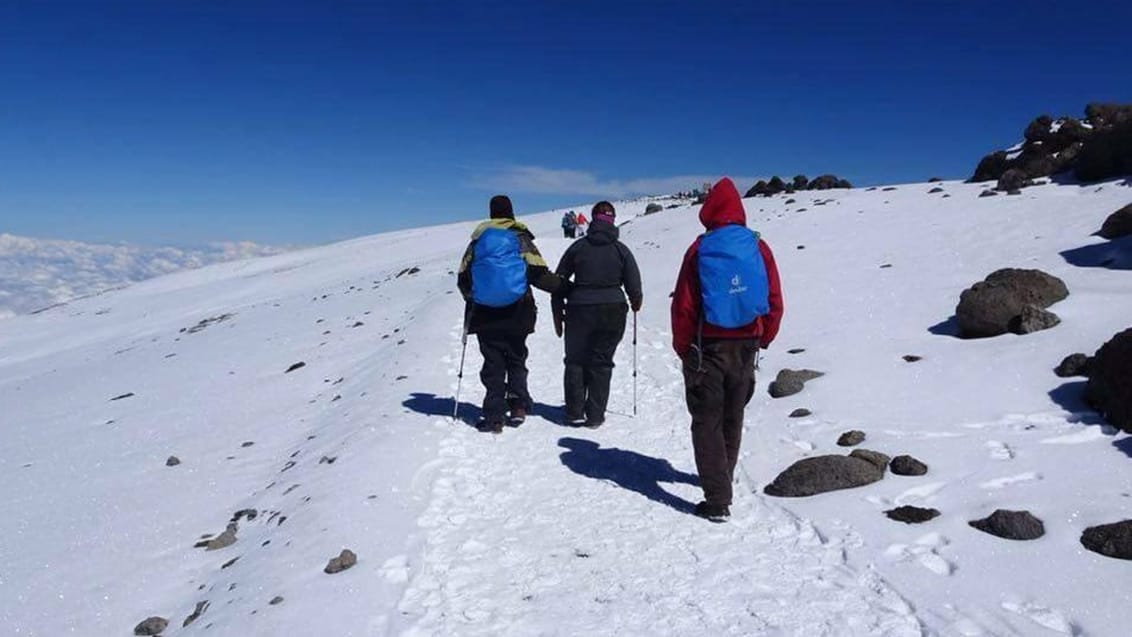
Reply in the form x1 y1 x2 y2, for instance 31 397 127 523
471 165 757 198
0 234 288 318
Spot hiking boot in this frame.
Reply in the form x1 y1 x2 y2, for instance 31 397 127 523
693 501 730 522
476 419 505 434
583 419 604 429
508 407 527 426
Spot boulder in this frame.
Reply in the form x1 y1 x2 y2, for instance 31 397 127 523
1008 304 1061 335
1054 353 1092 378
166 456 181 467
978 189 999 198
996 168 1031 192
1085 328 1132 433
886 506 940 524
1074 119 1132 182
134 617 169 636
928 187 945 194
1080 520 1132 560
890 455 928 476
788 408 812 418
972 151 1010 182
767 176 787 195
1098 203 1132 239
1023 114 1054 143
643 203 663 215
969 509 1045 540
324 548 358 574
955 269 1069 338
848 449 890 470
836 430 866 447
792 175 809 190
768 369 824 398
764 450 887 497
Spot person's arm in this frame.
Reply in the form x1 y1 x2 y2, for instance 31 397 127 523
456 241 475 301
550 245 577 337
620 243 643 312
757 239 784 348
670 241 700 357
518 232 567 293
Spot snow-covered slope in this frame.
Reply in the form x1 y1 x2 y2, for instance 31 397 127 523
0 234 285 319
2 182 1130 636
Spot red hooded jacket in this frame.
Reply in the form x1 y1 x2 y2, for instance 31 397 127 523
670 177 784 357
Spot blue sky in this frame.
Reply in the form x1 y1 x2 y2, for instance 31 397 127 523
2 1 1130 246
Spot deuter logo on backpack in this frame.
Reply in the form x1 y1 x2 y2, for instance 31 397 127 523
698 225 769 328
471 227 528 307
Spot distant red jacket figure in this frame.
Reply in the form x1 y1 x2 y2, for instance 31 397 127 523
670 177 784 357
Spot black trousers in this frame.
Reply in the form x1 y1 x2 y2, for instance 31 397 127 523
477 332 531 423
563 303 627 423
682 339 758 506
563 228 576 238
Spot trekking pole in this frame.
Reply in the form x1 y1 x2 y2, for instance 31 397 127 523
632 311 638 417
453 320 469 422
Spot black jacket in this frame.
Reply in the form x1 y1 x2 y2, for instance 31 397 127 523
457 219 565 334
553 219 643 310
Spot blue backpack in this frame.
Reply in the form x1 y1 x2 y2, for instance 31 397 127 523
471 227 528 307
697 224 770 328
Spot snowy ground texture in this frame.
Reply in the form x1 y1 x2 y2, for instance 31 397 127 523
2 181 1131 636
0 233 284 319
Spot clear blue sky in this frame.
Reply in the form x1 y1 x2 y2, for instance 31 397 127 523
2 1 1129 246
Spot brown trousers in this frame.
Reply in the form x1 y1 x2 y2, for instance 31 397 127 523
682 339 759 506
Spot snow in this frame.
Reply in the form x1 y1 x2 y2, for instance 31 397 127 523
2 180 1132 636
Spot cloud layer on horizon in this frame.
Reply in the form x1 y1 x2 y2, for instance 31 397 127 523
471 165 758 198
0 234 286 318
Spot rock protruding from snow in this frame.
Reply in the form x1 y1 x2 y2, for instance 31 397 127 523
955 269 1068 338
1080 520 1132 560
182 601 209 627
165 455 181 467
836 430 866 447
768 369 824 398
1099 203 1132 239
788 408 812 418
133 616 168 636
764 449 888 497
1085 327 1132 433
969 509 1046 540
205 523 238 551
890 455 928 476
1010 304 1061 334
324 549 357 574
996 168 1031 192
1054 353 1092 378
886 506 940 524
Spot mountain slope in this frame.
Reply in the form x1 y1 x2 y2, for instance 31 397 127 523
2 183 1130 636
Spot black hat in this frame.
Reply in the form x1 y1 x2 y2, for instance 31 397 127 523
489 195 514 219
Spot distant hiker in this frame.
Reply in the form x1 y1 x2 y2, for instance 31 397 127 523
670 177 784 521
561 211 578 238
552 201 642 428
458 195 570 433
575 211 589 237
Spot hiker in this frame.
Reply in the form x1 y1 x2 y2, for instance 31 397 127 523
670 177 784 521
561 210 577 238
457 195 570 433
552 201 642 428
575 211 589 237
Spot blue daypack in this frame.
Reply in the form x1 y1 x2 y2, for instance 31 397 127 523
471 227 528 307
698 224 770 328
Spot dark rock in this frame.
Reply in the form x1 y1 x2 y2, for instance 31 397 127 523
890 455 928 476
996 168 1031 192
902 355 923 363
269 595 285 605
1008 304 1061 335
792 175 809 190
1080 520 1132 560
1055 353 1092 378
166 456 181 467
848 449 890 470
928 187 945 194
1023 114 1054 143
745 180 769 198
787 348 806 354
972 151 1010 182
836 430 866 447
183 601 209 628
886 506 940 524
955 269 1069 338
1099 204 1132 239
785 198 796 204
1013 146 1057 178
788 408 812 418
928 177 943 182
1085 328 1132 433
978 190 999 198
644 203 663 215
969 509 1045 540
768 369 824 398
110 392 135 401
231 509 257 523
324 548 358 574
134 617 169 636
1075 119 1132 182
284 362 306 374
205 523 237 551
241 441 255 448
767 176 787 195
764 452 886 497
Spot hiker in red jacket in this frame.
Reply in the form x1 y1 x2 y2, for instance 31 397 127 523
670 177 784 521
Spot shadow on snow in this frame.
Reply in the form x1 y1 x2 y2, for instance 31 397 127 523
1047 381 1132 460
402 392 566 427
558 437 698 513
1059 236 1132 270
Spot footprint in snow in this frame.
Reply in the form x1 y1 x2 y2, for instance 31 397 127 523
986 440 1014 460
978 472 1041 490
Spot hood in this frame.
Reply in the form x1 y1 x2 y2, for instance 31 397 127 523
584 219 619 246
698 177 747 230
471 218 530 240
